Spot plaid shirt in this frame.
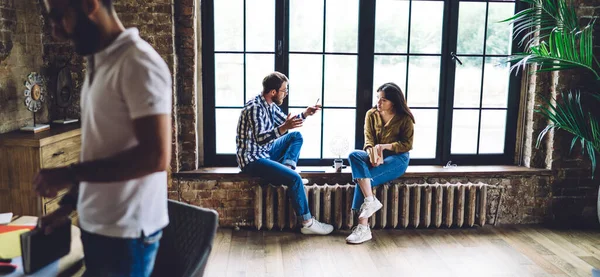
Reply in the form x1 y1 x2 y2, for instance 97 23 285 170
236 94 305 169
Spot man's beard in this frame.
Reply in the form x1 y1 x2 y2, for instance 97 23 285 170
273 95 284 106
70 11 103 55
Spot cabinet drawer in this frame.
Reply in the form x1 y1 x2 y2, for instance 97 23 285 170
41 136 81 168
43 195 62 215
42 188 69 215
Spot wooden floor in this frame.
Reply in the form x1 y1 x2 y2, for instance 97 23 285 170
204 225 600 277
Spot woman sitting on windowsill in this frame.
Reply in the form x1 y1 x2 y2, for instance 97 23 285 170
346 82 415 244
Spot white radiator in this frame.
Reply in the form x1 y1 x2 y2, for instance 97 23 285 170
253 182 488 230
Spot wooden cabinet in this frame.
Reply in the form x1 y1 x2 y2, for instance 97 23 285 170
0 124 81 223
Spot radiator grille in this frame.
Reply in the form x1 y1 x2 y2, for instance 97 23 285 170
253 182 488 230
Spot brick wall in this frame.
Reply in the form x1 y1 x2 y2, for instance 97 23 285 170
522 0 600 226
172 173 553 228
0 0 46 133
40 1 84 124
3 0 207 171
174 0 199 171
112 0 181 173
38 0 189 172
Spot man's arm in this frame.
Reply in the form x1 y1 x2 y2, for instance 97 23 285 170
71 114 171 182
272 106 304 128
34 114 171 197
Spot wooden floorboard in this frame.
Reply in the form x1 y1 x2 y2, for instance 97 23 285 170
204 225 600 277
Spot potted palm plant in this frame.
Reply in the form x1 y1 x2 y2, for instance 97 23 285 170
502 0 600 221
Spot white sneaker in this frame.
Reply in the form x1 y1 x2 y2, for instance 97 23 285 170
300 218 334 235
302 178 309 185
358 197 383 219
346 224 372 244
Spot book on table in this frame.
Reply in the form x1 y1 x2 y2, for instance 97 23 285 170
19 220 71 274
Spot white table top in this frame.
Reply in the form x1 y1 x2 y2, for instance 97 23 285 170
4 216 83 277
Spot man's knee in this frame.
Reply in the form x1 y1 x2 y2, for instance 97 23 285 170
290 131 303 143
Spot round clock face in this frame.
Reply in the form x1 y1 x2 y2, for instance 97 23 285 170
24 72 45 113
32 85 41 101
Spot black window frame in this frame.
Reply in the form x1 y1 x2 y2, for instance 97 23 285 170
202 0 525 167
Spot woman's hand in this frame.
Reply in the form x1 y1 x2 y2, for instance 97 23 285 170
366 147 377 167
374 145 384 166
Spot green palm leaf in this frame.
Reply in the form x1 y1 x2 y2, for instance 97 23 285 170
536 91 600 177
501 0 579 48
501 0 600 79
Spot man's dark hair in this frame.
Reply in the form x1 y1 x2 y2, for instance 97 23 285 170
262 72 288 95
101 0 113 9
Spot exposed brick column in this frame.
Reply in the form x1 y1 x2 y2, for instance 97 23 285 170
174 0 198 171
113 0 180 173
548 0 600 226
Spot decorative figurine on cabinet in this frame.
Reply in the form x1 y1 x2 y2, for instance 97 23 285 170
52 66 79 125
20 72 50 133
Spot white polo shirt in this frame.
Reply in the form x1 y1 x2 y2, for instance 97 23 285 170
77 28 171 238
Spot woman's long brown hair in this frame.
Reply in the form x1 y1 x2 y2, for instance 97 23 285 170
375 82 415 123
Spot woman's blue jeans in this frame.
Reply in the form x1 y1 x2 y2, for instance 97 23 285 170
348 150 410 211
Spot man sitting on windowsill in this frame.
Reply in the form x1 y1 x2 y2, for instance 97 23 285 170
235 71 333 235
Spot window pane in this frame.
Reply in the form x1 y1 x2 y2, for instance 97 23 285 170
216 108 242 154
246 0 275 52
457 2 486 55
374 0 409 53
324 55 357 107
486 3 515 55
323 109 355 159
245 54 275 102
290 0 324 52
215 54 244 107
410 1 443 54
482 57 510 108
288 54 323 107
373 55 407 105
411 109 437 159
454 57 483 108
451 110 479 154
214 0 243 51
290 108 322 159
479 110 506 154
407 56 440 107
325 0 359 53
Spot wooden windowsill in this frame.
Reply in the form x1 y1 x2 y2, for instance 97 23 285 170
174 165 553 179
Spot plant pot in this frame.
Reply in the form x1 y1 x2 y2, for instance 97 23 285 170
597 185 600 225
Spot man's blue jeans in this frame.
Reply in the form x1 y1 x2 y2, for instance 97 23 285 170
242 132 312 221
348 150 410 211
81 229 162 277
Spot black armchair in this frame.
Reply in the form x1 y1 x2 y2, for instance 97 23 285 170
151 200 219 277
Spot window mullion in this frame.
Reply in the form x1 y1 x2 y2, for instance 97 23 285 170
202 0 217 165
355 0 376 151
440 0 460 165
276 0 289 114
506 0 527 165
